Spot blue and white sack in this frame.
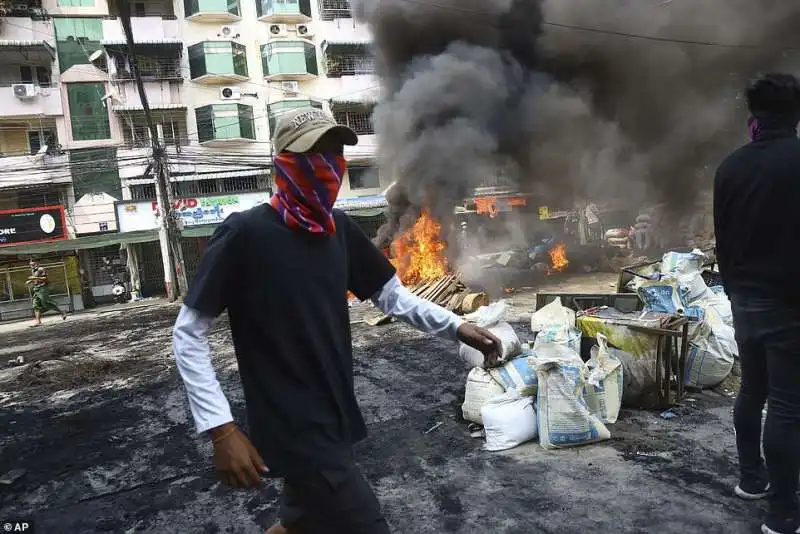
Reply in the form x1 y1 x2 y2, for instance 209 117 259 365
533 344 611 450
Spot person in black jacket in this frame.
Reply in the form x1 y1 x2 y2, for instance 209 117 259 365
714 73 800 534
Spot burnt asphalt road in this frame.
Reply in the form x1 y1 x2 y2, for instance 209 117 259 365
0 284 763 533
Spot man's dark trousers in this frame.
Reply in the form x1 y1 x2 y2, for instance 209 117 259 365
732 295 800 516
279 457 391 534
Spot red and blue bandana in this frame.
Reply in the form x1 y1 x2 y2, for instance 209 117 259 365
271 152 347 234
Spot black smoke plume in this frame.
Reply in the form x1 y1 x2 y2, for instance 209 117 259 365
354 0 800 248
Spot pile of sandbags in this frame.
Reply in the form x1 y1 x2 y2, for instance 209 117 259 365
460 298 617 452
636 249 737 389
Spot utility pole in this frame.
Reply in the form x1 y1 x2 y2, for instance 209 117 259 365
119 0 188 300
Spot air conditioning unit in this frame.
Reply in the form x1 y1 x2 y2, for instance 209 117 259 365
268 24 288 37
12 84 37 99
295 24 314 38
280 81 299 95
218 25 240 39
219 86 241 100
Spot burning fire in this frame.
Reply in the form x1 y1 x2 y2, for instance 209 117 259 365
549 242 569 272
390 210 449 285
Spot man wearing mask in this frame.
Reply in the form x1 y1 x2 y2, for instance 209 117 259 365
714 73 800 534
173 108 501 533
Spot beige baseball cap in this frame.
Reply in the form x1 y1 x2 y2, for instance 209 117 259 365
272 108 358 154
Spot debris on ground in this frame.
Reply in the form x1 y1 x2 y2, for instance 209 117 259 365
0 468 27 485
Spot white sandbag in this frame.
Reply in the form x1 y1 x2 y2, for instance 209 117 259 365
459 300 522 368
533 324 581 354
489 352 538 396
584 333 624 424
481 389 538 452
459 322 521 368
661 249 705 276
534 344 611 449
464 299 508 327
531 297 576 333
462 368 506 425
684 305 736 388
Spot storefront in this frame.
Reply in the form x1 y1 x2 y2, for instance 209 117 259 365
114 191 272 297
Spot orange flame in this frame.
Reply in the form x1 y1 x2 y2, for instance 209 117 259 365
390 210 449 285
549 242 569 272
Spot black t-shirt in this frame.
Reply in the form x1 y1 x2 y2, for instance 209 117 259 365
184 204 395 476
713 130 800 304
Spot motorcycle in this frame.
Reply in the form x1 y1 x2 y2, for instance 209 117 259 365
111 276 129 304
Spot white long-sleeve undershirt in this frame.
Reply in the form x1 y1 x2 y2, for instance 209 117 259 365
172 275 464 433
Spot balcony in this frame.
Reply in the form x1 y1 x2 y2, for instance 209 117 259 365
195 103 256 146
107 45 183 83
189 41 249 84
256 0 311 23
2 83 62 117
317 0 351 21
261 40 318 81
101 18 181 45
0 18 53 43
322 43 374 77
111 81 185 111
184 0 242 22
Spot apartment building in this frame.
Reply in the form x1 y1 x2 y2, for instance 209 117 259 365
0 0 386 315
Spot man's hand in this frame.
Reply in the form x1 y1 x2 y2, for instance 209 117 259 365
457 323 503 367
210 423 268 489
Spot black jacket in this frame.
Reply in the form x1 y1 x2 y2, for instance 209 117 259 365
713 127 800 305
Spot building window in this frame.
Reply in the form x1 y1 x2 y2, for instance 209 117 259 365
333 106 374 135
54 18 103 74
195 104 256 143
256 0 311 18
130 184 156 200
67 83 111 141
348 167 379 190
188 41 249 80
27 129 58 155
261 41 318 78
121 112 188 148
324 44 374 76
70 148 122 199
317 0 350 21
184 0 241 17
16 188 61 209
267 100 322 135
221 175 258 192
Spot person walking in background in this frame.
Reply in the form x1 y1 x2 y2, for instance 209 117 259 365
714 73 800 534
172 108 501 534
26 258 67 326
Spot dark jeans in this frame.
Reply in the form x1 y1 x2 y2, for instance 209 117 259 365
280 460 390 534
732 295 800 516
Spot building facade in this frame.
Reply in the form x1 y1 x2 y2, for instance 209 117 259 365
0 0 387 317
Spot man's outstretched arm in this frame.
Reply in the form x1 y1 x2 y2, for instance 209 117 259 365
370 275 501 365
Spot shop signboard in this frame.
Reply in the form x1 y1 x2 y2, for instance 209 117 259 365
115 192 271 233
0 205 68 247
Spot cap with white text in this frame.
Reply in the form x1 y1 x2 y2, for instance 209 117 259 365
272 108 358 154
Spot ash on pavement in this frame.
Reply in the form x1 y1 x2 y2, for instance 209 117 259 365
0 275 763 533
